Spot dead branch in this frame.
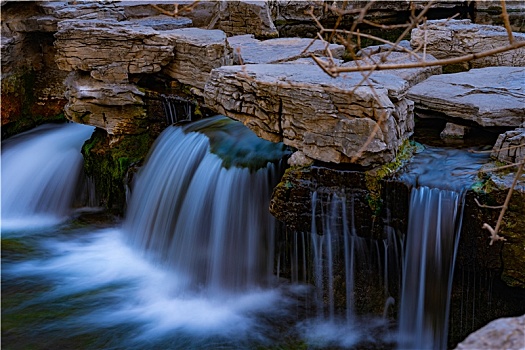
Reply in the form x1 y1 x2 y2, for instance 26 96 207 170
314 41 525 76
501 0 515 44
474 198 504 209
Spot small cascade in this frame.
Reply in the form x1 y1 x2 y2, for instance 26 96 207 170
1 123 95 229
124 115 289 293
161 94 195 125
306 191 400 322
397 146 489 350
398 187 464 349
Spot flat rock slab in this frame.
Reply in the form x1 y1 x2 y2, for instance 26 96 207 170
228 35 345 64
204 63 414 166
408 67 525 127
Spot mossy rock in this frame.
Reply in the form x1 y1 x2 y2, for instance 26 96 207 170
82 129 158 214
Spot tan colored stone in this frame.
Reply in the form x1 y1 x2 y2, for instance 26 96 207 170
54 19 174 82
64 72 146 135
204 63 414 166
162 28 233 90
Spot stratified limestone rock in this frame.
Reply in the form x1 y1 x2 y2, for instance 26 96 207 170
491 124 525 164
40 1 126 22
162 28 233 90
64 72 147 135
454 315 525 350
411 19 525 69
228 35 345 64
204 63 414 166
408 67 525 127
210 0 278 39
54 19 174 83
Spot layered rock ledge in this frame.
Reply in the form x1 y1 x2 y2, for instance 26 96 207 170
204 49 445 167
408 66 525 128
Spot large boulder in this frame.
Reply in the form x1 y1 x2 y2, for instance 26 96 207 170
411 19 525 69
408 67 525 127
204 62 415 167
454 315 525 350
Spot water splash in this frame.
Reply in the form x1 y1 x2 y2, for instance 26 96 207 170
124 115 289 292
1 123 95 230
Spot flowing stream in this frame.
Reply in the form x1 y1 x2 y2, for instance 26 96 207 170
2 120 489 349
397 146 488 350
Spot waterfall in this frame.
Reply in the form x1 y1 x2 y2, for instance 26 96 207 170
161 94 194 125
124 115 289 293
397 146 488 350
1 123 95 229
397 187 464 350
307 191 400 322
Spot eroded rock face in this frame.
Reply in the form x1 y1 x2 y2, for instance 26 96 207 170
55 19 175 83
228 35 345 64
408 67 525 128
204 62 416 166
411 19 525 69
162 28 233 90
491 124 525 164
64 72 147 135
454 315 525 350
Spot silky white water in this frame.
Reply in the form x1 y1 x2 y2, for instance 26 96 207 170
1 123 95 229
2 118 377 349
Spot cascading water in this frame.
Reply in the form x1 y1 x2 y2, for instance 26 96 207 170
397 146 489 350
125 115 289 292
1 122 95 229
161 94 194 125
